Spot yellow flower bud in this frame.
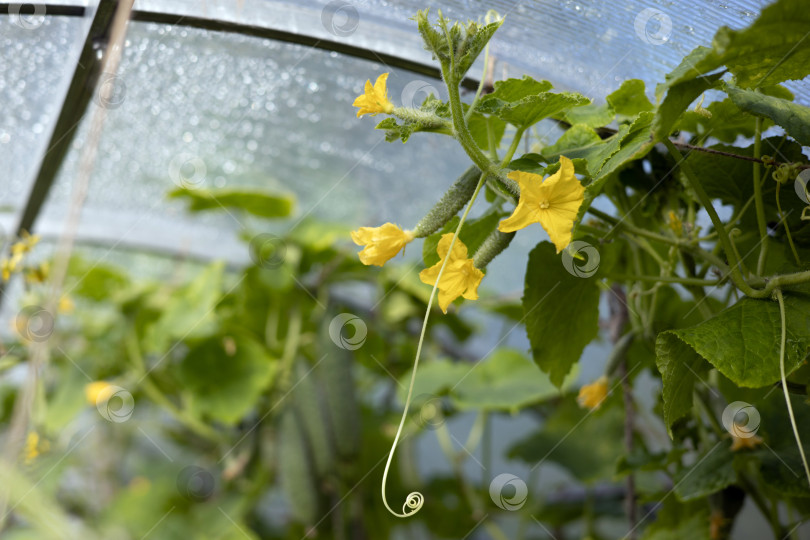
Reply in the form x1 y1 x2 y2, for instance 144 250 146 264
351 223 415 266
577 375 609 410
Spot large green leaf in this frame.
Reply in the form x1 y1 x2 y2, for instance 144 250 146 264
656 46 723 98
508 396 624 482
606 79 654 118
145 262 224 351
725 84 810 146
476 75 553 104
674 444 736 500
523 242 600 386
451 349 570 410
399 349 572 411
543 112 653 191
542 123 629 177
655 332 710 434
67 258 129 301
713 0 810 88
658 294 810 391
177 334 275 424
677 97 770 143
640 498 710 540
168 187 294 218
478 78 589 128
562 102 615 128
593 111 654 189
652 72 723 143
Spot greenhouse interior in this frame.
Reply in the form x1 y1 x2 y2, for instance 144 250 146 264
1 0 810 538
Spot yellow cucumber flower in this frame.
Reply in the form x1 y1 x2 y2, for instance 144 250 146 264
498 156 585 253
24 431 49 464
58 296 75 314
730 433 764 452
11 231 40 256
351 223 415 266
1 253 23 282
577 375 609 410
353 73 395 117
419 234 484 313
85 381 113 405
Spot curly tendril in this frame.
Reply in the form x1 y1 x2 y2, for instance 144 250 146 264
380 171 488 518
776 290 810 488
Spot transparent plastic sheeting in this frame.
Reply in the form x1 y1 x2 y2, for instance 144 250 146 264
38 22 493 270
0 15 90 232
133 0 809 105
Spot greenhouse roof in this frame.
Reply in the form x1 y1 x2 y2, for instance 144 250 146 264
3 0 808 272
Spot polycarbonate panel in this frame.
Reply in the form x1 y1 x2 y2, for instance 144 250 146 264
0 15 89 232
38 22 483 269
132 0 809 105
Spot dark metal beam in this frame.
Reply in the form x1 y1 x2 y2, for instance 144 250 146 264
2 3 479 90
129 9 480 91
11 0 117 238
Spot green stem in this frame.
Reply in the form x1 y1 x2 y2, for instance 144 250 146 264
381 171 488 519
752 118 769 276
500 127 525 167
663 140 759 297
776 290 810 489
739 471 784 539
465 34 491 123
446 82 497 176
776 183 801 266
694 389 724 436
277 303 302 394
125 329 219 442
605 274 720 286
586 207 684 248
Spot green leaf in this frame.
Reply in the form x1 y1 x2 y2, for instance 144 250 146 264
376 95 452 143
656 46 723 98
543 124 602 157
523 242 600 386
652 72 723 143
168 187 294 219
397 358 469 401
542 124 627 177
640 498 710 540
145 262 224 351
177 334 275 424
451 349 570 410
725 84 810 146
606 79 654 118
478 81 590 128
658 294 810 391
467 110 506 151
593 111 654 188
509 395 624 482
476 75 553 104
543 111 653 188
713 0 810 87
655 332 710 434
674 444 737 500
67 258 129 301
399 349 573 411
563 102 615 128
375 117 419 143
677 97 771 143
